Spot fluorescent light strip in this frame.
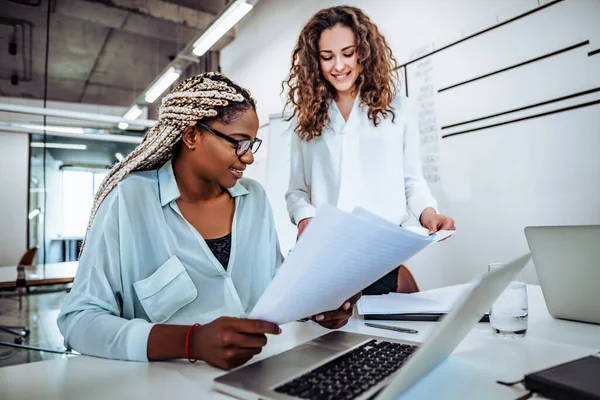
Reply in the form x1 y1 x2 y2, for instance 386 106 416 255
144 67 182 103
30 142 88 150
20 124 85 134
0 103 156 127
123 105 143 120
192 0 253 57
28 209 41 220
119 105 144 129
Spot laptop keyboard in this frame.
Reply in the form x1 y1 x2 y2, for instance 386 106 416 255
274 339 418 400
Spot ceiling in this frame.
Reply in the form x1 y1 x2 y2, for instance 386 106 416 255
0 0 230 107
0 0 233 167
162 0 227 14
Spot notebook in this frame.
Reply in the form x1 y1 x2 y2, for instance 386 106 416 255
357 284 490 321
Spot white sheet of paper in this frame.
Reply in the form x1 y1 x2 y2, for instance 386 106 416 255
403 226 455 242
249 205 438 324
352 210 455 243
356 284 470 315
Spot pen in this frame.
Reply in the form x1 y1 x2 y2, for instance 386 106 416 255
364 322 419 334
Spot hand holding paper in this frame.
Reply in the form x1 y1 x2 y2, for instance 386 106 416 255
311 292 362 330
249 205 454 325
419 207 456 234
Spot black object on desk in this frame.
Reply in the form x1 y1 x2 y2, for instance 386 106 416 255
498 355 600 400
364 313 490 322
525 355 600 399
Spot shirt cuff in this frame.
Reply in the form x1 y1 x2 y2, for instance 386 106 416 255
291 205 317 226
410 196 439 222
126 319 156 362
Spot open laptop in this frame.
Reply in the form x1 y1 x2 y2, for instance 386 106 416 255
213 253 531 400
525 225 600 325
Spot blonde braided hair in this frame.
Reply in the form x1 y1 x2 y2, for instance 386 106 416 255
80 72 255 255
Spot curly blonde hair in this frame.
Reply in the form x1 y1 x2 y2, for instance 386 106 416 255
80 72 255 255
283 6 399 141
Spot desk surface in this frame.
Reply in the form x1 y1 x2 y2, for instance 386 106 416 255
0 262 78 288
1 286 598 400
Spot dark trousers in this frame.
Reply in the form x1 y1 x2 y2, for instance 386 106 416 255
362 267 399 295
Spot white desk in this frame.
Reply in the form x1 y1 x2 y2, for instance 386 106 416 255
1 286 598 400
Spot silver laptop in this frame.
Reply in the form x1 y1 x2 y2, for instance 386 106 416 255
525 225 600 325
213 254 531 400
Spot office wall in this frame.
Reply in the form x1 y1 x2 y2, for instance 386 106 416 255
0 133 29 266
221 0 540 125
221 0 600 289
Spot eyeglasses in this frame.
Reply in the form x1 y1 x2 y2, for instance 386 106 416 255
197 123 262 156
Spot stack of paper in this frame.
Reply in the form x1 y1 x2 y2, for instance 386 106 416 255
356 284 471 316
249 204 454 325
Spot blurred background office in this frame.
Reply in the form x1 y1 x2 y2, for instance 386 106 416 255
0 0 599 366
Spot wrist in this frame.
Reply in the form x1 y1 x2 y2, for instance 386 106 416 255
419 207 437 224
298 218 309 226
185 323 201 363
147 324 192 361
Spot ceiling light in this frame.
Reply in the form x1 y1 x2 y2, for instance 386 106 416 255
123 105 143 120
20 124 85 134
144 67 181 103
28 209 41 220
192 0 253 57
30 142 88 150
0 103 156 128
118 122 129 130
115 152 125 162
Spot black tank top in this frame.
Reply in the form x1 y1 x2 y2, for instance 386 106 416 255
205 233 232 270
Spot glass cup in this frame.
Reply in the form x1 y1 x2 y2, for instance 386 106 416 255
488 262 528 337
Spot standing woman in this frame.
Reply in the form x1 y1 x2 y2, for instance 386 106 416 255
283 6 455 294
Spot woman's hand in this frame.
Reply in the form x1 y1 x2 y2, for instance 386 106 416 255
297 217 312 237
310 292 362 330
190 317 281 370
419 207 456 234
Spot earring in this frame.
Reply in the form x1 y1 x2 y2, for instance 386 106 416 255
188 145 195 150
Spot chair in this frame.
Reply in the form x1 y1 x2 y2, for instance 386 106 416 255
363 264 420 296
17 247 37 267
0 247 36 343
0 247 75 358
396 264 419 294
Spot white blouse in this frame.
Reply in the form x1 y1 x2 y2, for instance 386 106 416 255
286 94 438 226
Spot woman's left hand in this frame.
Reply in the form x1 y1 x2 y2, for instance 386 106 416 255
310 292 362 329
420 207 456 234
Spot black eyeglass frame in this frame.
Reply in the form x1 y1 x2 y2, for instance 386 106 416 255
196 122 262 156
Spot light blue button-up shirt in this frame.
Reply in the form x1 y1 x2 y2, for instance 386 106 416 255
58 160 283 362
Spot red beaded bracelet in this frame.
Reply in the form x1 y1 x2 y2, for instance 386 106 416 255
185 323 200 363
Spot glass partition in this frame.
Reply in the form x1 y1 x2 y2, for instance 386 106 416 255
28 136 137 264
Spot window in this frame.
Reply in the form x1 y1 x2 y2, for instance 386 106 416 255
62 170 108 237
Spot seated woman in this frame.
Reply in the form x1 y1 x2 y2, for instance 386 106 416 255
58 73 359 370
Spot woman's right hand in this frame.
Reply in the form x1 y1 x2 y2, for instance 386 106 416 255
297 217 312 237
190 317 281 370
